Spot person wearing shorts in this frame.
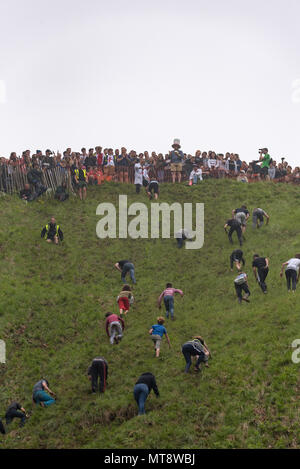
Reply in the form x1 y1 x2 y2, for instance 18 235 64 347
170 139 184 183
280 255 300 292
149 317 171 358
147 178 159 200
230 249 245 271
74 164 87 200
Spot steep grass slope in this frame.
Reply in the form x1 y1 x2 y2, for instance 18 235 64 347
1 180 300 449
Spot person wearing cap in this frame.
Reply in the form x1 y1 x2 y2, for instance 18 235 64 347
170 139 184 183
259 148 271 178
234 272 250 303
182 336 211 373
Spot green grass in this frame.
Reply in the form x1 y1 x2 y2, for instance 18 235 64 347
1 179 300 449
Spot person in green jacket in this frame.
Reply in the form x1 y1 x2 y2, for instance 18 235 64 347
259 148 271 178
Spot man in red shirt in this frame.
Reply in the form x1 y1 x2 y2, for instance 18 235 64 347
105 312 125 345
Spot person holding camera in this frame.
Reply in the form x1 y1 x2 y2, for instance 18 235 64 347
259 148 271 179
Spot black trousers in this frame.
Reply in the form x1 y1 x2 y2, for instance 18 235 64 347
228 226 242 246
257 268 269 292
135 184 141 194
235 282 250 301
285 269 297 291
5 409 26 427
0 418 5 434
90 360 108 393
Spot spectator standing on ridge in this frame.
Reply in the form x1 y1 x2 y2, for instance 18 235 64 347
252 254 269 294
252 208 270 229
181 336 211 373
157 283 184 320
259 148 271 178
114 260 136 284
280 255 300 292
133 372 159 415
87 357 108 393
234 272 250 303
230 249 245 271
134 158 143 193
105 312 125 345
41 217 63 244
149 317 171 358
170 139 184 183
74 163 88 200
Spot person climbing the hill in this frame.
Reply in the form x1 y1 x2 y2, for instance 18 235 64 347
5 402 28 428
87 357 108 393
175 228 193 248
234 272 251 303
105 312 125 345
232 205 250 236
74 164 88 200
224 218 243 246
149 317 171 358
32 379 56 407
133 372 159 415
157 283 184 320
114 260 136 284
117 284 134 316
252 208 270 229
181 336 211 373
280 255 300 292
0 419 5 435
230 249 245 271
41 217 63 245
147 176 159 200
252 254 269 294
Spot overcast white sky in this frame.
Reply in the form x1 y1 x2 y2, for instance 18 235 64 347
0 0 300 164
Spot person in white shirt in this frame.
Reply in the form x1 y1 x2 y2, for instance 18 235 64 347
103 148 115 177
134 159 143 193
280 255 300 292
189 166 203 185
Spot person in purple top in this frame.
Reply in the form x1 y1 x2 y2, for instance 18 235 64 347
157 283 184 320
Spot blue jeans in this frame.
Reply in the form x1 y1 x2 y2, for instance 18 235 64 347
164 295 174 318
33 391 55 406
121 263 136 284
133 383 149 415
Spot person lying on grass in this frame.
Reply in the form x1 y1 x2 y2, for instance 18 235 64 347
32 379 56 407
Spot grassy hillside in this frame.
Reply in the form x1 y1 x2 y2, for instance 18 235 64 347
1 180 300 449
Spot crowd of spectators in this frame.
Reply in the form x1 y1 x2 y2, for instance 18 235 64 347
1 143 299 188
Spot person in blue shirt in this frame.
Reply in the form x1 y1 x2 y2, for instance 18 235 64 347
149 317 171 358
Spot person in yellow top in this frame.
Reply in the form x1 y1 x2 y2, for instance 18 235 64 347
74 164 88 200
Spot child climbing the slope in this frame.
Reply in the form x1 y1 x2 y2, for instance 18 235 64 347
117 284 134 316
157 283 184 320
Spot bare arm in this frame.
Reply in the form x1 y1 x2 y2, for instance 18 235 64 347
149 328 153 335
165 333 171 348
280 262 288 277
114 263 121 272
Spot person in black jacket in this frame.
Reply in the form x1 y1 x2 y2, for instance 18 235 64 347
0 418 5 435
27 164 47 197
41 217 64 244
20 184 33 202
55 181 69 202
5 402 28 428
133 373 159 415
88 357 108 393
224 218 243 246
252 254 269 293
230 249 245 271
